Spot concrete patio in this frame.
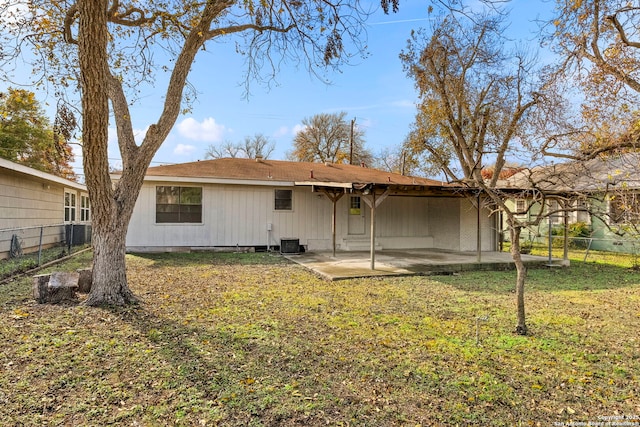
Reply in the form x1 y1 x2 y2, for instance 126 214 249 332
285 249 560 280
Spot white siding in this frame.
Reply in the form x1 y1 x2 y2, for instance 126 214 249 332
428 198 461 250
458 198 495 251
126 182 335 250
126 181 497 252
0 165 87 259
0 169 66 228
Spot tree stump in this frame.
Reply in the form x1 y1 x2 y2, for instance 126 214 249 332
33 272 79 304
76 268 92 293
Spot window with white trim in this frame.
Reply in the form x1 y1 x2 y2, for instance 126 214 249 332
80 194 91 222
548 200 562 224
64 190 77 222
515 199 527 215
274 189 293 211
156 186 202 223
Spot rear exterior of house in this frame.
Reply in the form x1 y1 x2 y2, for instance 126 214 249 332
121 159 498 253
0 158 91 259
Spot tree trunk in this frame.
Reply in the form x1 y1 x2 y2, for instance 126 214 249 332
509 225 528 335
84 217 137 306
78 0 137 306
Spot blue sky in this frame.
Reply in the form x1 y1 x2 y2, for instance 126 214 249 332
1 1 556 178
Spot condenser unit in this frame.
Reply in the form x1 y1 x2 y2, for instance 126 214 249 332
280 238 300 254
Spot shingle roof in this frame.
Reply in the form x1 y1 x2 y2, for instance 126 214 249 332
142 158 446 187
502 153 640 192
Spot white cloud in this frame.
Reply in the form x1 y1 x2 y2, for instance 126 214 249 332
173 143 197 156
292 124 307 135
177 117 226 142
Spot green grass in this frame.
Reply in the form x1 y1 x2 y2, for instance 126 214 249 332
1 250 639 426
0 245 90 280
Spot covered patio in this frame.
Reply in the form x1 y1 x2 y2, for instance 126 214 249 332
285 249 559 280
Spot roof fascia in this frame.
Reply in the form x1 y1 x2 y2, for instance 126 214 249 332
0 157 86 191
294 181 353 189
113 174 295 187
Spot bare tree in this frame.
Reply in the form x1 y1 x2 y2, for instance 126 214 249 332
204 140 242 159
241 133 275 159
289 111 372 165
2 0 399 305
401 10 560 335
545 0 640 158
205 133 275 159
373 145 422 176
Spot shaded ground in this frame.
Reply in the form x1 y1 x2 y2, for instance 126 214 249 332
1 251 639 426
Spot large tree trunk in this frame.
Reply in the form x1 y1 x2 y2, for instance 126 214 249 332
509 225 528 335
84 216 137 306
78 0 137 306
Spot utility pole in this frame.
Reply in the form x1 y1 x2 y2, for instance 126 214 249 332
349 117 355 165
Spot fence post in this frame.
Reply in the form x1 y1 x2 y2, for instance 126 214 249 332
38 226 44 266
583 238 593 262
67 223 73 254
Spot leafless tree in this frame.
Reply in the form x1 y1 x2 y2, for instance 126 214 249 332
288 111 372 165
401 9 564 335
205 134 275 160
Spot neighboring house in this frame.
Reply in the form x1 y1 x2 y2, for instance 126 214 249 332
0 157 91 259
115 158 499 254
501 153 640 253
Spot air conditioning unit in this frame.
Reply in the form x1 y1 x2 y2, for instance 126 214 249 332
280 238 300 254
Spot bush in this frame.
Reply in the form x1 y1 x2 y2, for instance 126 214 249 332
548 222 591 249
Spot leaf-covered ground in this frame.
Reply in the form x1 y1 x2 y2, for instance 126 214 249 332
1 251 639 426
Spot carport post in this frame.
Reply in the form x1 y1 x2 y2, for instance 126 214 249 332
370 190 376 270
477 191 482 263
320 189 343 258
333 196 337 257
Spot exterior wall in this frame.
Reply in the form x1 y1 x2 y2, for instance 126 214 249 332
127 182 335 250
0 163 89 259
0 168 65 229
503 197 640 254
589 198 640 253
458 197 496 252
126 182 498 252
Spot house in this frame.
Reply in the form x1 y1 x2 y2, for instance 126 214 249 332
501 153 640 253
116 158 499 255
0 157 91 259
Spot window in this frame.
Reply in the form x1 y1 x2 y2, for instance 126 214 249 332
515 199 527 215
275 189 292 211
64 190 76 222
610 193 640 225
349 196 361 215
156 186 202 223
548 200 562 224
80 194 91 222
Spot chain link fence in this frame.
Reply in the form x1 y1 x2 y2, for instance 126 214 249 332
0 223 91 280
502 231 640 268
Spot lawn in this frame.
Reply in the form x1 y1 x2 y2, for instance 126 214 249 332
1 250 639 426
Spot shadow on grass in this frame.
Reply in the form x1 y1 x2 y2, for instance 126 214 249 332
129 251 290 268
109 303 340 425
432 260 640 294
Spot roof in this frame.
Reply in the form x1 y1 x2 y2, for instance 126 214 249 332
135 158 447 189
0 157 86 191
502 153 640 193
